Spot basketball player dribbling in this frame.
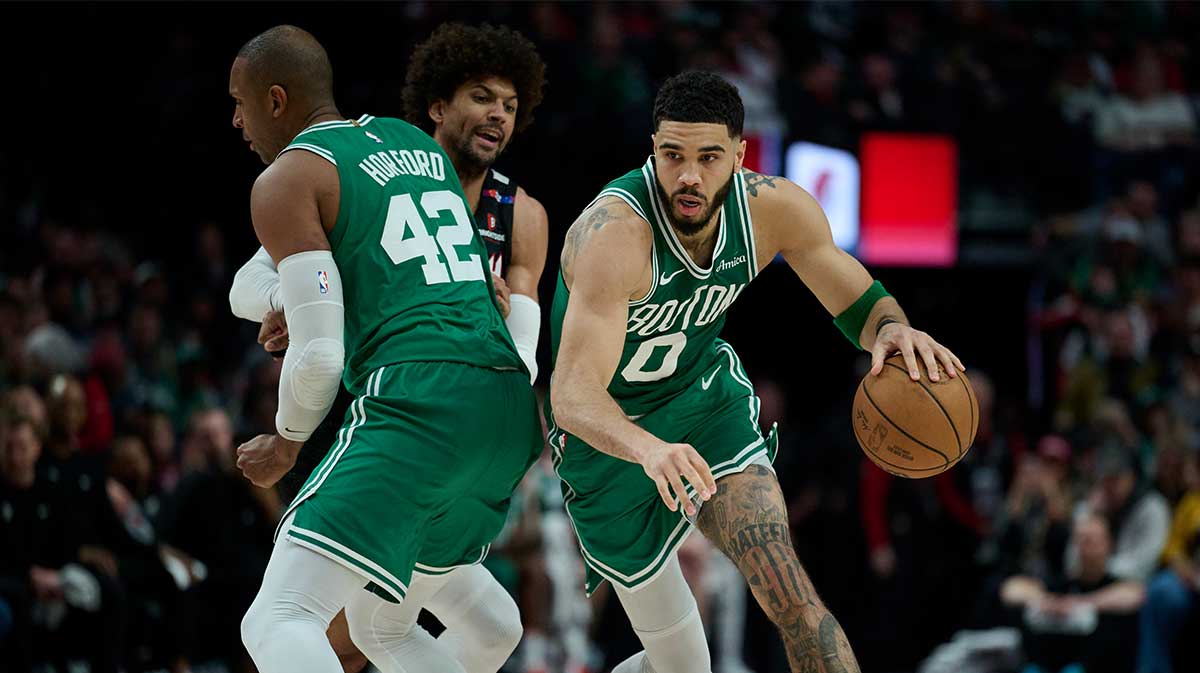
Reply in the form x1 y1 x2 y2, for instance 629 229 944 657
546 71 964 673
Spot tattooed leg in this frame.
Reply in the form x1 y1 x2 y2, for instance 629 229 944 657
696 465 860 673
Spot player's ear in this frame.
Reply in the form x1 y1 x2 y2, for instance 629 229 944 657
733 137 747 172
650 133 656 153
428 100 446 126
269 85 287 119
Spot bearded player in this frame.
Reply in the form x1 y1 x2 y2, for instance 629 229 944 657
547 71 964 673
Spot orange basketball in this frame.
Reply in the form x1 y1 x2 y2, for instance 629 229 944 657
852 353 978 478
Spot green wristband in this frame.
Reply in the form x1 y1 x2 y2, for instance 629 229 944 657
833 280 890 349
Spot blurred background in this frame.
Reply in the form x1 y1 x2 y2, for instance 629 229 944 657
1 1 1199 673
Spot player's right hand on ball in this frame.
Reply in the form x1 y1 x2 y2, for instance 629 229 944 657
258 310 289 354
639 442 717 517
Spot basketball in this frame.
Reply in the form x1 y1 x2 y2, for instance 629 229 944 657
852 353 978 478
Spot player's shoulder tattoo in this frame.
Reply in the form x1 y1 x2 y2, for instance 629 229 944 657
742 170 788 198
560 201 622 273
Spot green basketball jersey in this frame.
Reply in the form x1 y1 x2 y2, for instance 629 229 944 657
280 115 523 392
549 157 760 416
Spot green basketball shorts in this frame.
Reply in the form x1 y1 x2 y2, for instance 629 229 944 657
277 361 541 601
547 341 778 595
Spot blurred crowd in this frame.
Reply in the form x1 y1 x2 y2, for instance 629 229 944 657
3 2 1200 673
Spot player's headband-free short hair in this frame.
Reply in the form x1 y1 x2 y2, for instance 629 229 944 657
653 71 745 138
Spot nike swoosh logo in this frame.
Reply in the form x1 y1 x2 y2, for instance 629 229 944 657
701 366 721 390
659 268 685 285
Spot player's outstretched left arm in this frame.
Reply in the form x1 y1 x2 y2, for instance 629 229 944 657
748 172 964 381
236 151 345 488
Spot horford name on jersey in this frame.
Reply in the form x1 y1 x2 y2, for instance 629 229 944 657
358 148 447 187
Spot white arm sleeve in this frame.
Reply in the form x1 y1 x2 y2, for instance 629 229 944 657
275 251 345 441
506 294 540 385
229 246 282 322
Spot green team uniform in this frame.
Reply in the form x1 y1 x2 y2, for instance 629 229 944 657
546 157 778 595
275 115 542 602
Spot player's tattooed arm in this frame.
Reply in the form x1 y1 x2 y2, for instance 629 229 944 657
697 466 861 673
552 202 716 514
560 200 621 277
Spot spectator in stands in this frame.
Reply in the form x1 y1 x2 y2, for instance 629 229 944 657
1068 444 1170 582
0 292 24 386
1095 50 1195 154
783 50 854 150
848 52 909 131
1071 216 1164 308
1077 182 1177 269
1053 50 1111 129
39 375 131 586
1001 513 1145 673
125 302 178 420
1137 448 1200 673
107 433 198 673
0 411 125 672
1123 181 1175 267
708 5 786 139
136 407 182 494
1168 333 1200 442
158 408 277 669
1180 210 1200 258
4 385 47 430
576 7 651 138
971 432 1071 628
1058 310 1159 433
1094 46 1197 205
994 435 1075 582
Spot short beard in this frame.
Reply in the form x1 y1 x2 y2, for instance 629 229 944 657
451 131 499 179
655 172 734 237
